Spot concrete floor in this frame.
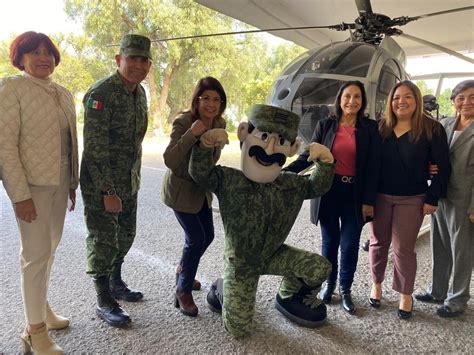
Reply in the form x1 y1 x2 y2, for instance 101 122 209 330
1 149 473 354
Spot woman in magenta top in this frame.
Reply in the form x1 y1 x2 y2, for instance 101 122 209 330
285 80 380 314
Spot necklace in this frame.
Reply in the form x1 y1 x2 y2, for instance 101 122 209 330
341 125 355 138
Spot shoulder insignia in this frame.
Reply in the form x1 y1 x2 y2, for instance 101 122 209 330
86 98 104 111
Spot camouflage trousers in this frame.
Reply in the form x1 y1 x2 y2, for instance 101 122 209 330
223 244 331 338
83 193 138 278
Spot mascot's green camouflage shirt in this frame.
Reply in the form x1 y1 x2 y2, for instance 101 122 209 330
80 71 148 199
190 145 334 269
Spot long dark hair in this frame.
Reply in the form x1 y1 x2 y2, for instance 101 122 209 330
190 76 227 121
333 80 368 120
379 80 439 143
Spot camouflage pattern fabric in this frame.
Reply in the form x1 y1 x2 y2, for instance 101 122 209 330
80 71 147 277
248 104 300 142
189 146 334 338
84 195 137 277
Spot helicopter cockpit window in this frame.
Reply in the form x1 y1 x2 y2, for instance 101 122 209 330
281 49 315 76
298 43 375 77
291 78 344 143
375 60 402 120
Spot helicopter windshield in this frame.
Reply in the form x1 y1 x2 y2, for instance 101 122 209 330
281 49 317 76
292 78 345 143
297 42 376 77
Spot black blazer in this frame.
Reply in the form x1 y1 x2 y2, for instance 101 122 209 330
285 115 381 227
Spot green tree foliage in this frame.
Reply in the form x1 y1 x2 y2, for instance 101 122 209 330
63 0 305 133
438 89 456 117
416 80 455 118
53 34 110 99
416 80 433 96
243 42 305 110
0 34 109 110
0 38 18 78
0 1 307 133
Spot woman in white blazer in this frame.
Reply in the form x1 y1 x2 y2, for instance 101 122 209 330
0 31 79 354
415 80 474 317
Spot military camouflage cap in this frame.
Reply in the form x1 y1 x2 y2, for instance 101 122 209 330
120 34 152 60
248 104 300 142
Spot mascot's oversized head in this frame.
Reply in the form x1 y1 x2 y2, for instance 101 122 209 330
238 104 301 183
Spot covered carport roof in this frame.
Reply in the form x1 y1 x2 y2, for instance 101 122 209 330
195 0 474 58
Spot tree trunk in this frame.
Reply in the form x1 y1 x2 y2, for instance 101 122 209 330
153 62 179 135
147 71 161 135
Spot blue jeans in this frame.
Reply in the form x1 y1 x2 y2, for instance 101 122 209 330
318 177 362 293
174 201 214 293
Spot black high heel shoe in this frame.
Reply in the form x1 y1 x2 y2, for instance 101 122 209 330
369 297 381 308
369 284 382 308
398 296 414 320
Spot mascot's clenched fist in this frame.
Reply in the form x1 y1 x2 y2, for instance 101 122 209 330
200 128 229 149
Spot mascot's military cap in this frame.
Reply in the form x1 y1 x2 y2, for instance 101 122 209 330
120 34 152 60
248 104 300 142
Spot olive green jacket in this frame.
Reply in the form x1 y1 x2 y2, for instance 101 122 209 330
161 111 225 213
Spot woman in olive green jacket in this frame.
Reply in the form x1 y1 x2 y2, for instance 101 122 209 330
161 76 227 317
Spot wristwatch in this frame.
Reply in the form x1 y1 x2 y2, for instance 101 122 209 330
101 188 117 196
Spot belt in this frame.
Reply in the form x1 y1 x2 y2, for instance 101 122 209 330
336 175 354 184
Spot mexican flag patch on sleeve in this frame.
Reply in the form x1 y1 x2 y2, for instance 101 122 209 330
87 98 104 111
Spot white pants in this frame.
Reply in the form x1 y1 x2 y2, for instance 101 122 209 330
16 165 70 324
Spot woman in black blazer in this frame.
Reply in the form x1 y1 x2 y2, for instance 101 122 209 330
285 80 380 314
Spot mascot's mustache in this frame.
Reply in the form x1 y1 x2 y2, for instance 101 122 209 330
249 145 286 167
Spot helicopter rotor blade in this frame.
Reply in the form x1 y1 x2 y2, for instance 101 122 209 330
151 24 351 43
391 6 474 27
355 0 373 16
410 6 474 21
399 33 474 64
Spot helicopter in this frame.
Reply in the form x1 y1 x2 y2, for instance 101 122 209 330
189 0 474 143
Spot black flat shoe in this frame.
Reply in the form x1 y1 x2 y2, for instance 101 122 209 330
369 298 381 308
414 292 443 304
436 305 463 318
398 296 413 320
341 292 356 315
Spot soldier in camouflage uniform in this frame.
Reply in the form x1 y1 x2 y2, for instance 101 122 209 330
80 34 152 328
189 104 335 337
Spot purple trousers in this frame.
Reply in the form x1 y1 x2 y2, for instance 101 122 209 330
369 193 425 295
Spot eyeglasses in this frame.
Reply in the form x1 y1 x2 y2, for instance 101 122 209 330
198 96 223 104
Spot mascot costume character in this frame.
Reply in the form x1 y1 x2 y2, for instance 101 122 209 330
189 104 335 337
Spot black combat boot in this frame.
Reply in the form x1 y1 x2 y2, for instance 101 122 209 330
275 285 327 328
110 264 143 302
94 276 131 328
206 278 224 314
